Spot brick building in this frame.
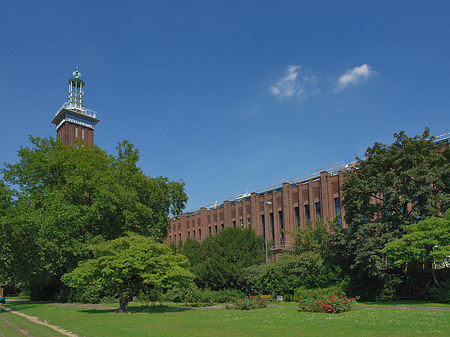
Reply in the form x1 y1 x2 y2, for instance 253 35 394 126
167 162 355 251
167 133 450 251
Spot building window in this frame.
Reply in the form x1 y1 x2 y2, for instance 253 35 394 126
315 202 321 222
82 129 85 139
179 233 181 243
193 230 196 239
334 197 341 226
198 229 202 241
169 235 171 244
279 210 284 247
208 226 212 236
187 231 190 239
305 204 311 225
261 215 265 238
270 213 275 248
174 235 176 245
215 225 218 235
294 207 300 233
240 219 243 228
75 127 78 137
233 220 236 228
221 223 224 230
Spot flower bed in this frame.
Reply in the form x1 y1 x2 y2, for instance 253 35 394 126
226 296 268 310
299 292 356 313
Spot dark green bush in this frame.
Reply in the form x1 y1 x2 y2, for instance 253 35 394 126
427 281 450 303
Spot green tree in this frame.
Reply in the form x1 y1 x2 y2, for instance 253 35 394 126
62 233 194 313
183 227 265 290
0 137 187 299
384 212 450 287
340 129 450 298
343 128 450 233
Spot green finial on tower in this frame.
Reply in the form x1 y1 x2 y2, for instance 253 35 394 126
72 67 81 79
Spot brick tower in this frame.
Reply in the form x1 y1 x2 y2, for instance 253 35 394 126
51 68 100 146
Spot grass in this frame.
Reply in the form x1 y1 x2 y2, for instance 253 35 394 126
2 301 450 337
0 310 69 337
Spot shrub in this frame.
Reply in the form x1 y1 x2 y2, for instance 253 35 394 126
212 289 246 303
299 292 356 314
427 280 450 303
182 285 215 307
243 254 343 300
294 285 343 302
226 296 268 310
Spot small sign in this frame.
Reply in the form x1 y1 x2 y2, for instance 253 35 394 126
276 295 283 302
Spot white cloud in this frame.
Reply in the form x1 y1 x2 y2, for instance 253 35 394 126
335 64 374 91
270 65 302 98
270 65 317 99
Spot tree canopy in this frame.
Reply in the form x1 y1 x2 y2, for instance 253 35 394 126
0 137 187 299
62 233 194 312
182 227 265 290
340 129 450 298
384 211 450 287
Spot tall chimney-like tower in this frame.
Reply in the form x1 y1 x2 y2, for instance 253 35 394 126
51 68 100 146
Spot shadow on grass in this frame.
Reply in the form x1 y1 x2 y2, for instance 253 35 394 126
80 305 194 315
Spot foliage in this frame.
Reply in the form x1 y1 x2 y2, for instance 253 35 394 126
61 233 194 313
340 129 450 298
343 128 450 232
182 227 265 290
243 254 342 301
180 284 215 307
0 137 187 299
384 211 450 287
299 292 356 314
427 280 450 303
225 296 268 310
294 285 345 302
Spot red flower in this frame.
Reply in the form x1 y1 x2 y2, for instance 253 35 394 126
328 294 334 299
339 295 343 298
331 300 335 303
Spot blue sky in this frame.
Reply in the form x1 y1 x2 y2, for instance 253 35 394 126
1 1 450 211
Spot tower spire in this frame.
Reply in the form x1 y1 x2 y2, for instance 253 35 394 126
51 68 100 146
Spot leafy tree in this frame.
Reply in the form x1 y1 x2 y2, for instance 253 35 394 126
62 234 194 313
343 128 450 233
183 227 265 290
0 137 187 299
384 212 450 287
340 129 450 298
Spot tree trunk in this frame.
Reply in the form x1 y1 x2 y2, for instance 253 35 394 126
431 262 441 288
118 293 127 313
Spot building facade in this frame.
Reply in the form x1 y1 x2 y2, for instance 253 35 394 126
168 133 450 250
51 68 100 146
167 163 354 251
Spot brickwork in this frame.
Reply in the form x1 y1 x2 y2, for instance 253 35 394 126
167 170 346 250
56 122 95 146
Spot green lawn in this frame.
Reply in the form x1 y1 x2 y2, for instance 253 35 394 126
0 309 69 337
2 302 450 337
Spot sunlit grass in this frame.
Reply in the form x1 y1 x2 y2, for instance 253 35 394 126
2 301 450 337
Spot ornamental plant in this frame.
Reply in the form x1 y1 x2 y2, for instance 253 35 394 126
298 292 357 314
225 296 268 310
